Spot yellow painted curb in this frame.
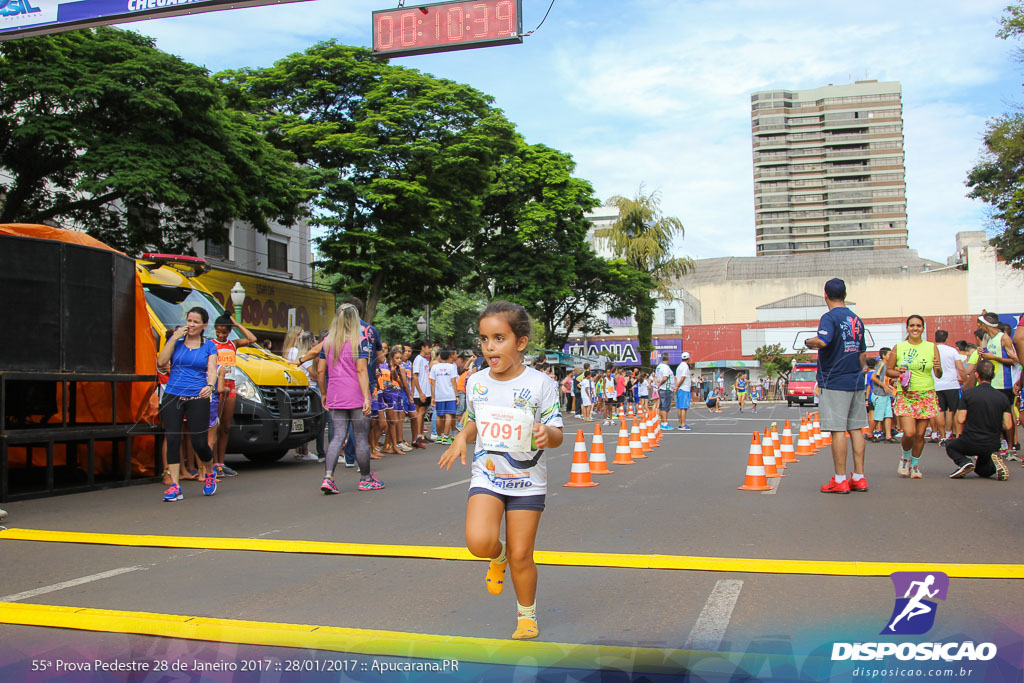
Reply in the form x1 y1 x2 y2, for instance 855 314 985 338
0 601 727 673
1 528 1022 578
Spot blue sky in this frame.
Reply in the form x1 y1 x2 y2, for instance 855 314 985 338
117 0 1022 263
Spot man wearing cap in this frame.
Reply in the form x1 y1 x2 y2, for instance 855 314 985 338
804 278 868 494
674 352 693 431
977 312 1020 455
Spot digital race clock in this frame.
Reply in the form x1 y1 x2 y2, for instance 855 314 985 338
372 0 523 58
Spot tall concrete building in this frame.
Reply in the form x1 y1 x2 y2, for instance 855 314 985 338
750 80 906 256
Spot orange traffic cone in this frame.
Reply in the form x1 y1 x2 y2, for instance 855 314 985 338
779 419 798 464
639 416 652 453
763 428 782 478
823 428 833 446
565 430 598 487
738 432 772 491
653 413 662 445
811 412 822 451
611 419 636 465
630 418 646 459
796 418 813 458
772 423 786 470
589 424 613 474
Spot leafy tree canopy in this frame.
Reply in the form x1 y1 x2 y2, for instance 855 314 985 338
966 2 1024 268
222 42 517 321
753 343 810 380
0 27 311 254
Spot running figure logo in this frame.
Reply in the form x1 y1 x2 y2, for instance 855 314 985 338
881 572 949 635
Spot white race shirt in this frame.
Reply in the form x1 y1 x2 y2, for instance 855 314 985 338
412 354 431 397
933 344 961 391
429 362 458 401
654 362 673 391
467 367 563 496
674 362 691 392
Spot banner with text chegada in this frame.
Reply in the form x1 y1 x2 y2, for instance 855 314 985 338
562 339 683 366
0 0 312 40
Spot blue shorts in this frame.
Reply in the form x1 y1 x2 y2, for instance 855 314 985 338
403 393 414 413
435 399 457 416
380 391 405 412
872 394 894 420
469 487 546 511
676 390 691 410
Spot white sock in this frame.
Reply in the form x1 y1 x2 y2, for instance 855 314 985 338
516 601 536 620
834 474 847 483
851 473 864 482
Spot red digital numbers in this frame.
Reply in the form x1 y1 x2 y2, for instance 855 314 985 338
373 0 522 58
478 421 523 442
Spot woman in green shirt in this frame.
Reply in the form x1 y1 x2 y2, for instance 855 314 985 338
885 315 942 479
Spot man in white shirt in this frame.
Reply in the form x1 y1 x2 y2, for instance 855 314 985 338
673 352 693 431
932 329 967 445
654 353 674 430
428 348 459 445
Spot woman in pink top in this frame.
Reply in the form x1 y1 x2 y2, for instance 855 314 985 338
316 304 378 494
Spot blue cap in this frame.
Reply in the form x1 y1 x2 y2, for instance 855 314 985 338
824 277 846 300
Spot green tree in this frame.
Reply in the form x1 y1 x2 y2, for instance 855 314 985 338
0 28 310 254
469 139 650 347
595 186 692 367
222 42 516 321
965 2 1024 268
752 343 809 380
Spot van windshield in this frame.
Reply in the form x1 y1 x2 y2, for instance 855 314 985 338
144 284 241 341
791 370 816 382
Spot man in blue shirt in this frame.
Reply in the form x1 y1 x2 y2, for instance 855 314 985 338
804 278 868 494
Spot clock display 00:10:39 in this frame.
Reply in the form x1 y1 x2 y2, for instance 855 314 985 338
372 0 523 58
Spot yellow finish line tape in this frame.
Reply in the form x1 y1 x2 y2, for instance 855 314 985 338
0 601 734 673
1 528 1021 578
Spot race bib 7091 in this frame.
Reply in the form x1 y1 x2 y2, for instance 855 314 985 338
475 404 534 453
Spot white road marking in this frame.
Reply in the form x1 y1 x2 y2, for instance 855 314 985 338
431 478 473 491
684 579 744 651
1 566 146 602
763 477 781 495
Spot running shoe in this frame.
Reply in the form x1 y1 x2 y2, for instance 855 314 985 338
949 462 975 479
428 433 437 441
994 454 1010 481
301 452 319 461
344 460 356 468
871 432 883 443
939 438 948 447
1005 451 1021 462
897 458 911 477
203 471 218 496
162 483 183 502
397 442 412 452
358 476 386 491
820 477 851 494
216 465 239 477
848 477 869 492
909 465 922 479
412 440 427 449
661 424 675 431
321 477 340 494
886 436 899 443
680 425 692 431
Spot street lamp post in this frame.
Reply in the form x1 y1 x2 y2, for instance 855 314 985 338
230 281 246 321
416 307 431 346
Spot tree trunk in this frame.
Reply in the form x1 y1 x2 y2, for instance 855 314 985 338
636 296 655 370
364 269 385 323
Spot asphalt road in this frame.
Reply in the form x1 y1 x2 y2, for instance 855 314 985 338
0 403 1021 679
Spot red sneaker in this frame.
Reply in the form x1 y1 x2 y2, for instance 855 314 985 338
820 477 851 494
848 477 868 492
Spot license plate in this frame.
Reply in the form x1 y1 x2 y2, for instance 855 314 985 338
291 419 304 433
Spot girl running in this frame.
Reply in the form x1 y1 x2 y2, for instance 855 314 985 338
439 301 563 640
885 315 942 478
384 348 411 452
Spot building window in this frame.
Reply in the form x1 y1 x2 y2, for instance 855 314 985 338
664 309 676 326
268 239 288 272
205 237 229 260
